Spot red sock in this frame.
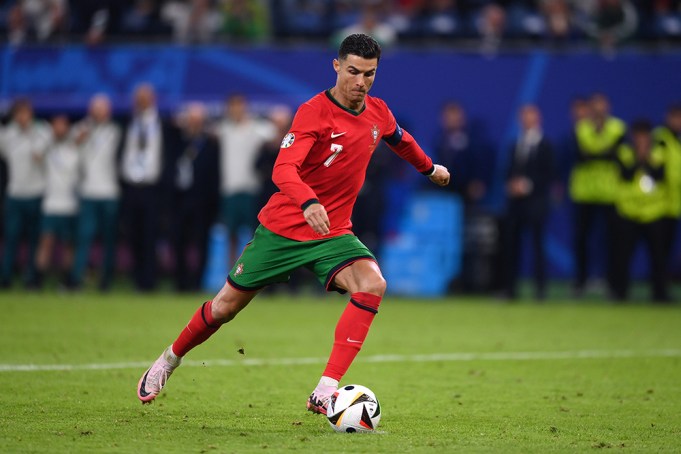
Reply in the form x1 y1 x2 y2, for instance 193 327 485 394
171 300 222 357
322 292 382 381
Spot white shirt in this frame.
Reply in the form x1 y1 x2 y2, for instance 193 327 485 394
0 121 50 198
515 128 543 165
75 119 121 199
216 118 275 195
121 108 163 185
42 137 80 215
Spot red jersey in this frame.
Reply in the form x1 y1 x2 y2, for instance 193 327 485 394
258 90 434 241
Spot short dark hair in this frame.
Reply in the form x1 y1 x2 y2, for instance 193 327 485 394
11 97 32 116
667 103 681 115
338 34 381 62
630 119 652 135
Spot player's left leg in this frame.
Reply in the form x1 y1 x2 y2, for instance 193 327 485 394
307 259 386 414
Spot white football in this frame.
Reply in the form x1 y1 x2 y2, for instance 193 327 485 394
326 384 381 433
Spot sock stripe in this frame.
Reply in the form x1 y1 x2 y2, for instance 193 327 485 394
200 301 220 328
350 298 378 314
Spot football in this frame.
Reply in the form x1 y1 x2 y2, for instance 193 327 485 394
326 384 381 433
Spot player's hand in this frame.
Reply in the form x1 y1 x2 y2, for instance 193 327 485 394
429 164 450 187
304 203 331 235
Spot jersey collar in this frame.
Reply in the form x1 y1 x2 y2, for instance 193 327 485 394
325 89 365 116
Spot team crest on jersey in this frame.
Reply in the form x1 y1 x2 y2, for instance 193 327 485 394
281 133 295 148
235 263 244 276
371 124 380 146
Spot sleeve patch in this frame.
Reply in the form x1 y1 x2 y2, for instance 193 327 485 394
281 132 295 149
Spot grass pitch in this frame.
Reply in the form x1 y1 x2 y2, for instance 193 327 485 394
1 289 680 453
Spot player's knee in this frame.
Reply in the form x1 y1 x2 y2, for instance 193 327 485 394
360 274 386 298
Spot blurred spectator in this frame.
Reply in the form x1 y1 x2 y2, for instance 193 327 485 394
540 0 574 42
167 102 220 292
121 0 169 37
221 0 270 42
653 0 681 39
0 98 50 289
275 0 332 38
557 95 591 184
569 93 625 297
434 101 495 293
6 0 67 45
611 120 669 302
332 0 364 30
385 0 424 37
334 3 398 47
69 94 121 291
501 104 554 300
255 105 292 209
70 0 126 45
421 0 463 39
161 0 221 44
477 2 507 54
120 83 165 292
654 103 681 262
216 94 275 263
34 115 79 289
435 101 488 206
575 0 638 53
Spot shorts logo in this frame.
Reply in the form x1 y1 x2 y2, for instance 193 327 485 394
281 133 295 148
235 263 244 276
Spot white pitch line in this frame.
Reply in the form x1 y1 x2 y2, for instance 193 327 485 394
1 349 680 373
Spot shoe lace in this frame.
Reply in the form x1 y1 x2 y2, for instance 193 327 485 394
148 362 173 391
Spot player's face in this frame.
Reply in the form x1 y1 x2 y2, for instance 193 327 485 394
633 131 652 158
13 105 33 129
333 54 378 109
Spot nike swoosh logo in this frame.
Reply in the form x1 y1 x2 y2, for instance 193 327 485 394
346 337 363 344
331 132 347 139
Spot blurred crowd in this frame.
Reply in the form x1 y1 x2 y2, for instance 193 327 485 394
443 94 681 303
2 1 681 53
1 84 680 302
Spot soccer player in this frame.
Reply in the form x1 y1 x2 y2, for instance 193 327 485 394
137 33 451 414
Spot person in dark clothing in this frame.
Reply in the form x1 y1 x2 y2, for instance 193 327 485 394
611 120 670 303
120 83 166 292
435 101 488 206
502 104 555 300
167 103 220 292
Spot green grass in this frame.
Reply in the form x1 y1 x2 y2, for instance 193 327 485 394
1 290 680 453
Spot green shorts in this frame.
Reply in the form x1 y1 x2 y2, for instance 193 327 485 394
41 215 77 243
228 225 376 293
221 193 257 234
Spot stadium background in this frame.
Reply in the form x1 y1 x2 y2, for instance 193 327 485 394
1 0 680 294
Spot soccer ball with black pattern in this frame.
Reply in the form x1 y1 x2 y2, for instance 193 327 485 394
326 384 381 433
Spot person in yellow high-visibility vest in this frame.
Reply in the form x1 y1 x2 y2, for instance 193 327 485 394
654 104 681 263
611 120 670 303
568 93 626 297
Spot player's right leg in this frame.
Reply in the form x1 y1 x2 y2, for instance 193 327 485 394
137 281 258 403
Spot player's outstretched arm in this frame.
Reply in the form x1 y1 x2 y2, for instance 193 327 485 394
428 164 450 187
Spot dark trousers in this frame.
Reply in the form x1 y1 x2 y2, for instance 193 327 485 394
121 186 159 291
573 202 615 291
172 196 212 292
611 216 669 302
1 197 42 285
503 205 547 299
662 217 679 263
71 199 119 288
